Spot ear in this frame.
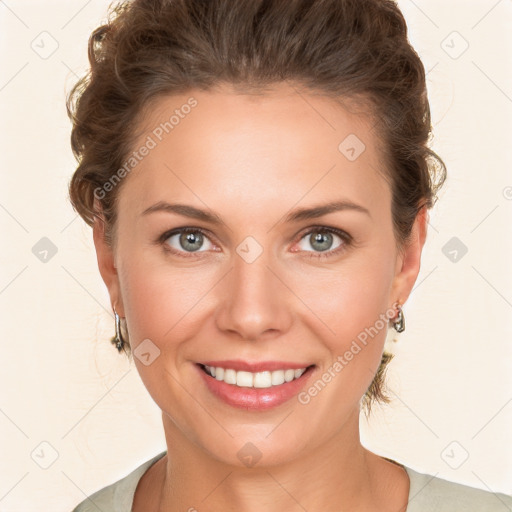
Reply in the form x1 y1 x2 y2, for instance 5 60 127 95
389 206 429 308
92 199 125 317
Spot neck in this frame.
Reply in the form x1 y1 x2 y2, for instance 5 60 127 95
154 408 409 512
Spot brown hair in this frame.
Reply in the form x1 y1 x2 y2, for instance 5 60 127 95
66 0 447 415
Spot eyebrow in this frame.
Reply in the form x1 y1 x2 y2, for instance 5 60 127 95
283 200 371 222
141 200 371 224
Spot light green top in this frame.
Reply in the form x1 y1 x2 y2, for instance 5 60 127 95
71 451 512 512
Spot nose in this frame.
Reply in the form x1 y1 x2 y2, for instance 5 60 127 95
214 247 293 341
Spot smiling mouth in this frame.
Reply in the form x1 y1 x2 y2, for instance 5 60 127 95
197 363 316 388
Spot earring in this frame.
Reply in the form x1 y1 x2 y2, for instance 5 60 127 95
110 306 126 353
393 303 405 333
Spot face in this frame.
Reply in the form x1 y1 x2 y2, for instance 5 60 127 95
94 82 426 468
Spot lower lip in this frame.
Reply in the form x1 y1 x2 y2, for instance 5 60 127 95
196 364 316 411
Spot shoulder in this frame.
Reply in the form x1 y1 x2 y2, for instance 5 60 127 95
70 451 167 512
404 465 512 512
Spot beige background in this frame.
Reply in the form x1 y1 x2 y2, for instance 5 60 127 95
0 0 511 510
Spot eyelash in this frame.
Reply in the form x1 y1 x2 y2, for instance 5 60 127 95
157 225 353 260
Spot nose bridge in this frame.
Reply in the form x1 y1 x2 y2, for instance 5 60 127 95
216 240 290 340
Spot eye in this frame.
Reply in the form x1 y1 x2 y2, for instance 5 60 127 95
157 225 352 260
159 227 216 257
294 226 352 259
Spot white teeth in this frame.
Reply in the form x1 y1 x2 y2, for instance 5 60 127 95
284 369 295 382
254 371 271 388
294 369 304 379
224 369 237 385
236 371 253 387
203 365 308 388
271 371 285 386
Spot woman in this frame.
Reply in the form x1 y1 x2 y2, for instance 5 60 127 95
67 0 512 510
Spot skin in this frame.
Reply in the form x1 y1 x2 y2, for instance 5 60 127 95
93 82 428 511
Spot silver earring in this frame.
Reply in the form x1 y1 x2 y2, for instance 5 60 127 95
393 303 405 333
110 306 126 352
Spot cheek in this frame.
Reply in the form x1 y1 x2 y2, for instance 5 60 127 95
297 250 395 390
117 256 210 419
305 254 394 338
117 251 222 351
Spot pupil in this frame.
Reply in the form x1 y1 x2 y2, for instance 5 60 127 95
311 232 332 252
181 231 202 252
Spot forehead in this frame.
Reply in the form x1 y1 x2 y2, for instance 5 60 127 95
119 84 390 218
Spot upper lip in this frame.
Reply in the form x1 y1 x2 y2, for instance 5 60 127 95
197 360 314 373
